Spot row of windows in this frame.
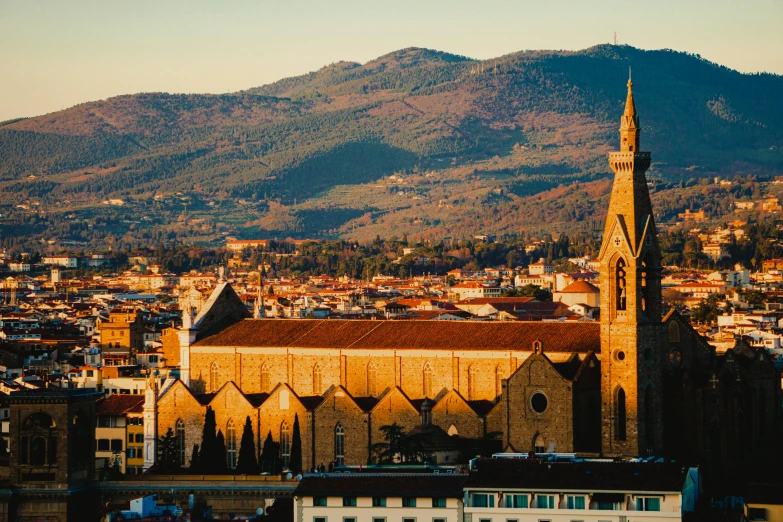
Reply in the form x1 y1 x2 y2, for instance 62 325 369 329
96 439 123 452
314 497 447 508
469 493 661 512
97 439 145 458
209 361 505 399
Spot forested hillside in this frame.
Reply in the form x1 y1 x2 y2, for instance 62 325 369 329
0 44 781 247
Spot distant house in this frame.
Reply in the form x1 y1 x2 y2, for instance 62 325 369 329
553 280 600 307
528 259 554 275
448 282 501 301
678 209 707 222
42 255 79 268
702 243 729 261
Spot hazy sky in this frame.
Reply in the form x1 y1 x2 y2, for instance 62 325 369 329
1 0 781 121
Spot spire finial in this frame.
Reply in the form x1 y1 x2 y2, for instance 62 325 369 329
620 75 639 151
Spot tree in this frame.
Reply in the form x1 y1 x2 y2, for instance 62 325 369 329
290 414 303 475
236 416 258 474
197 406 225 473
215 430 227 474
509 284 552 301
189 443 200 471
370 422 407 464
260 430 280 474
155 427 182 474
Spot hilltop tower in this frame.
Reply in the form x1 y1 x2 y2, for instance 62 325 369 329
598 76 664 457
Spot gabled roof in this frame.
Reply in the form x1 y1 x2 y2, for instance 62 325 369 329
370 386 419 414
194 319 599 353
467 458 689 493
96 394 145 416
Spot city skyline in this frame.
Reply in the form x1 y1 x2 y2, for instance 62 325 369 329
1 0 782 121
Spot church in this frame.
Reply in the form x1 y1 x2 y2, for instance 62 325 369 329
145 79 781 490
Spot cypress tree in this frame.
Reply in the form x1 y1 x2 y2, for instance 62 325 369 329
189 443 200 471
260 430 280 474
215 430 227 474
200 406 218 470
290 414 303 474
236 416 258 474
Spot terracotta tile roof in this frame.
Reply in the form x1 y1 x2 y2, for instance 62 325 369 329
558 280 599 294
457 297 536 305
96 394 145 416
466 458 689 492
194 319 599 353
295 473 468 497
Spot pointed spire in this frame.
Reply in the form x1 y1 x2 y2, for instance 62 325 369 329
619 72 640 152
623 73 637 122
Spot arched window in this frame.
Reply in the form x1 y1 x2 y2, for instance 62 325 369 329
260 363 270 393
616 387 627 441
423 363 433 398
20 412 57 466
210 362 219 392
534 434 546 454
226 419 237 469
176 419 186 466
367 362 377 397
467 365 477 400
615 258 627 311
312 364 322 395
334 423 345 466
644 386 654 449
31 437 46 466
280 421 290 469
495 366 503 398
447 425 459 436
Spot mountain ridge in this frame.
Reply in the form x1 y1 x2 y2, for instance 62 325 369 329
0 44 781 246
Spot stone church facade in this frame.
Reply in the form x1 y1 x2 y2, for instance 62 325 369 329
145 80 780 486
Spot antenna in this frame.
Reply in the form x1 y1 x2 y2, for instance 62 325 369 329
614 32 618 45
629 66 632 81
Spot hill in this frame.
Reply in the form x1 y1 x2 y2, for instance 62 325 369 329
0 44 781 248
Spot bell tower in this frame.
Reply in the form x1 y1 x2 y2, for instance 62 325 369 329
598 75 664 457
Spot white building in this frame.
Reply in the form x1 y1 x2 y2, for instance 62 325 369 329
528 259 554 275
293 458 699 522
294 473 466 522
464 457 699 522
42 255 79 268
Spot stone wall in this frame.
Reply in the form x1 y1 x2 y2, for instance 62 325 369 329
312 388 368 467
191 350 517 402
502 352 574 453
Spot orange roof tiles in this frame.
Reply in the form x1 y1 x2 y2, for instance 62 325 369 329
558 280 600 294
193 319 599 353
